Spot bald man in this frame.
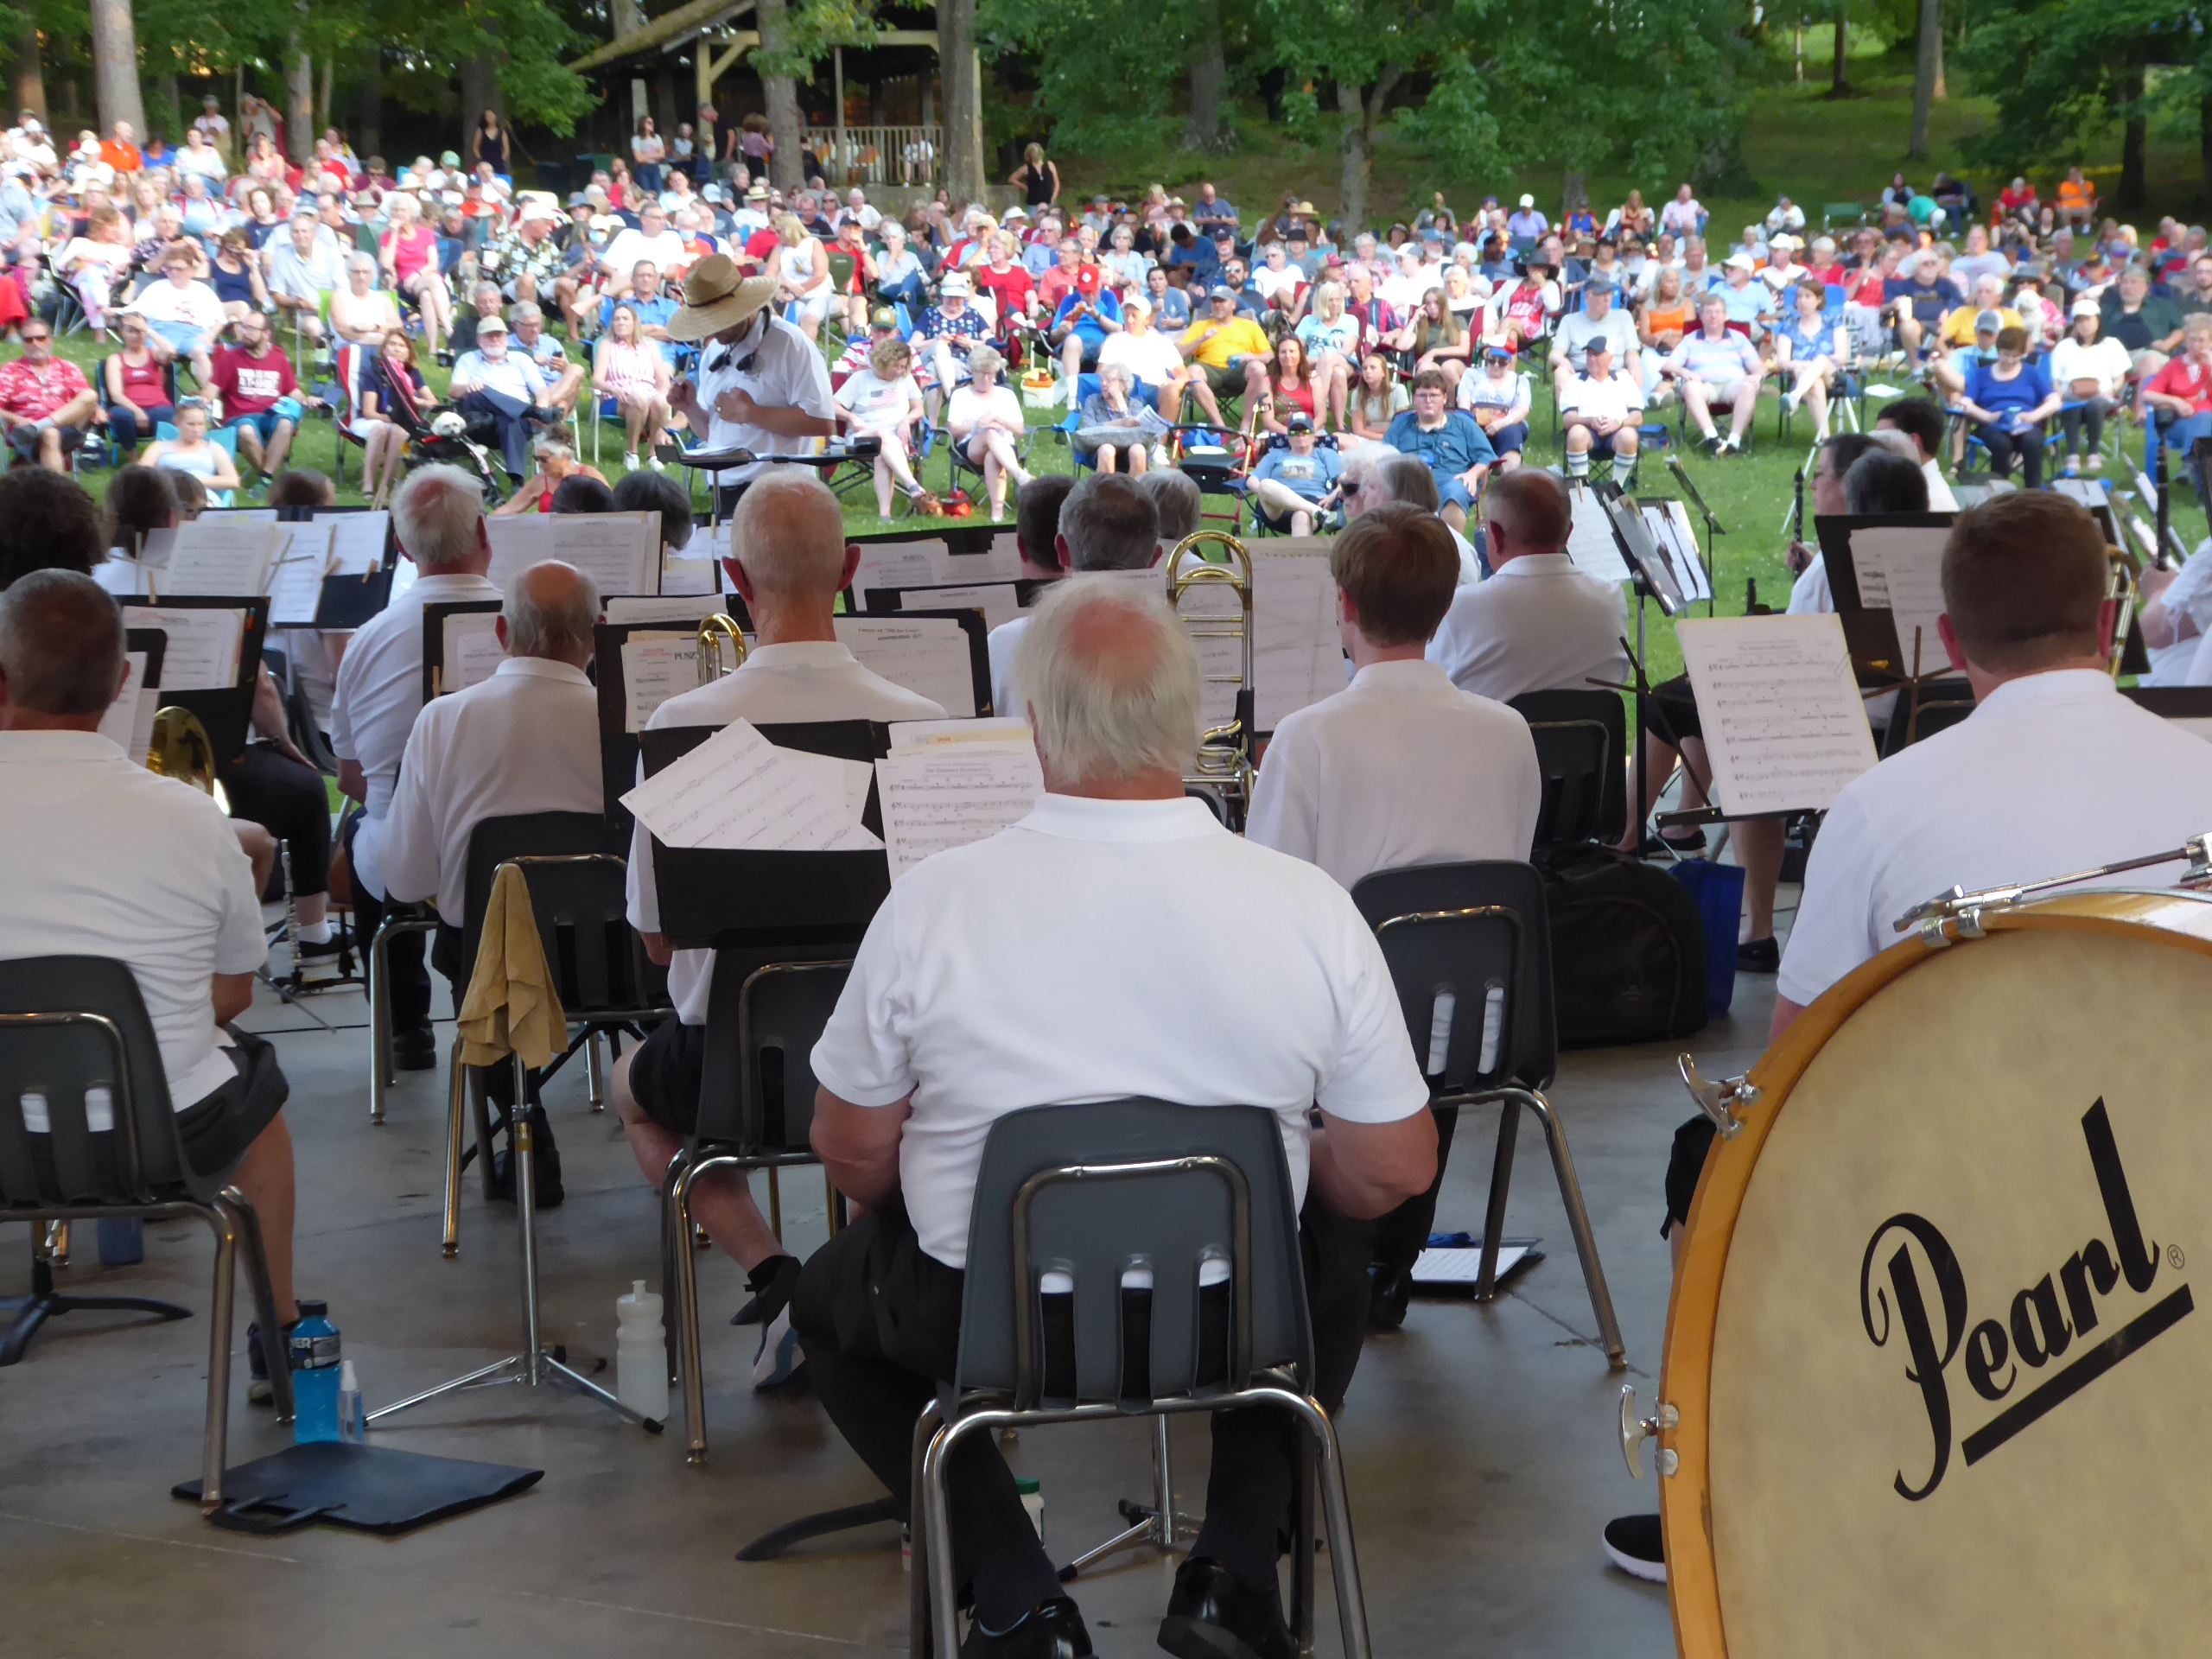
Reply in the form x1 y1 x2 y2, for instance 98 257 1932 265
613 470 944 1389
379 559 606 1206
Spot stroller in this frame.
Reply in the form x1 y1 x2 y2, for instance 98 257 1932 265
368 353 511 507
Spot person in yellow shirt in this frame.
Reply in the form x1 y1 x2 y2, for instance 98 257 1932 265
1938 272 2022 350
1176 284 1274 425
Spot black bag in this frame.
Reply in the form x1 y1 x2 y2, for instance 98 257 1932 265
1539 844 1710 1048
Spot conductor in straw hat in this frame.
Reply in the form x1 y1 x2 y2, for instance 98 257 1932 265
665 252 836 515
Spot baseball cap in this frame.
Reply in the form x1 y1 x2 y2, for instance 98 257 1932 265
1212 224 1236 240
440 149 460 167
474 313 508 334
938 272 971 296
518 198 558 225
1586 277 1618 295
1287 411 1314 432
870 304 899 329
1209 283 1236 301
1724 251 1756 271
1004 204 1027 219
1974 308 2003 332
1484 343 1514 359
1518 194 1535 208
702 182 724 202
2069 296 2101 318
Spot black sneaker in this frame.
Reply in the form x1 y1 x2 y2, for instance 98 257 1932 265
245 1315 300 1406
392 1025 436 1071
1365 1264 1413 1331
296 933 346 960
488 1106 564 1208
1602 1512 1666 1582
1737 937 1781 973
731 1252 801 1325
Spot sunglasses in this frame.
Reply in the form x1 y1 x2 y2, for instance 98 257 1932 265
21 331 48 341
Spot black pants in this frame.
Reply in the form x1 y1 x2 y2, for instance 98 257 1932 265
219 742 331 900
343 810 431 1034
454 387 551 478
1975 422 2044 488
1370 1103 1459 1273
791 1192 1371 1618
2058 397 2110 455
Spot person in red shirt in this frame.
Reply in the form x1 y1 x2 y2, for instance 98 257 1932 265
207 310 301 482
98 120 143 175
1034 236 1084 315
2145 316 2212 474
970 231 1037 346
0 322 96 469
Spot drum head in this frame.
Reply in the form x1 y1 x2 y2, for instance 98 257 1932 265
1680 916 2212 1656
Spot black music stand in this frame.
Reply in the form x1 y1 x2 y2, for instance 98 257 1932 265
592 615 745 841
116 595 267 766
674 439 881 520
418 600 505 703
1591 480 1685 842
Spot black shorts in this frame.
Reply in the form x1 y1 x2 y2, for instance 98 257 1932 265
30 1027 288 1199
628 1016 709 1136
1662 1113 1718 1237
1642 672 1702 744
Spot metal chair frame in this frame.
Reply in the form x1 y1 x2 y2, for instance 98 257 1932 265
365 904 441 1125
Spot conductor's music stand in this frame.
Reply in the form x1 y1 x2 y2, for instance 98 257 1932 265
1663 454 1725 617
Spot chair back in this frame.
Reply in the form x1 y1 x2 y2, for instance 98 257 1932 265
1509 689 1626 847
692 956 851 1151
1879 690 1975 757
461 812 661 1018
954 1099 1313 1410
1350 860 1556 1096
0 956 211 1209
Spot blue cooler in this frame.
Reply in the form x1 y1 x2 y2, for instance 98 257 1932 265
1669 858 1746 1015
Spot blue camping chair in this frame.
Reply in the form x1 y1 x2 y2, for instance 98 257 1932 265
151 420 239 507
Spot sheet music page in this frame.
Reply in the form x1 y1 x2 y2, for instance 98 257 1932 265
389 556 419 605
606 596 724 624
620 717 882 851
620 635 698 733
660 553 719 595
907 582 1021 632
321 510 391 576
266 522 335 626
2170 718 2212 746
1677 614 1878 817
126 607 244 691
98 650 148 756
441 612 505 696
836 615 978 717
890 717 1035 749
1250 545 1345 731
874 744 1046 880
137 527 177 569
550 512 659 595
1850 526 1952 677
851 539 950 593
162 521 283 595
1643 500 1714 603
198 507 279 523
1565 486 1633 584
92 556 151 597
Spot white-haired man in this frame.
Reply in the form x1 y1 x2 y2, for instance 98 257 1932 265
332 466 501 1071
612 471 943 1386
791 575 1436 1659
378 560 605 1205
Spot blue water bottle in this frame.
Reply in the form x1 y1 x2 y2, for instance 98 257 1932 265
289 1300 342 1443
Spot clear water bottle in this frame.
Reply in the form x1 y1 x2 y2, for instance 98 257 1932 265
337 1359 367 1444
289 1300 342 1444
615 1280 670 1424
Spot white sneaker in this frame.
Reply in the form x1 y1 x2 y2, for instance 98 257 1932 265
623 451 640 470
1152 442 1172 468
647 454 666 472
752 1304 802 1389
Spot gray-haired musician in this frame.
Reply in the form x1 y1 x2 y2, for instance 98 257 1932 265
378 560 605 1206
986 472 1157 721
794 575 1435 1659
1247 502 1541 1330
612 470 942 1389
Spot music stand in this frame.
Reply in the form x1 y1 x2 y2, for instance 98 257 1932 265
1663 454 1725 618
1593 480 1684 842
117 595 266 766
675 439 881 521
419 600 505 703
593 616 745 840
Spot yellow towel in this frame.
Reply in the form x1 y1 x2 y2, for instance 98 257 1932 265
456 863 567 1071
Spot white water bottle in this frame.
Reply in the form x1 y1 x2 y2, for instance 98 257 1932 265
615 1280 671 1424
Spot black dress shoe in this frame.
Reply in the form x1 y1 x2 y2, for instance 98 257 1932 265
1366 1265 1412 1331
1736 937 1781 973
488 1106 564 1208
961 1596 1092 1658
1158 1558 1294 1659
392 1026 436 1071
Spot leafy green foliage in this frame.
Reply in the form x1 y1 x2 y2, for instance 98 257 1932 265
1956 0 2204 173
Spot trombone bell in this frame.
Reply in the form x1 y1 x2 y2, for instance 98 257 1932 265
146 704 231 812
696 613 749 685
1163 529 1257 821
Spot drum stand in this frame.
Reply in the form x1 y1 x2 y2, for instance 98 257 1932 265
368 1051 663 1433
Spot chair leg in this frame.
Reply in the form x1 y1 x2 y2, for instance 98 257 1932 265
221 1186 295 1422
1475 1096 1522 1301
196 1201 240 1510
367 921 391 1122
908 1398 945 1659
587 1030 607 1112
922 1413 990 1659
1506 1085 1627 1369
1291 1424 1317 1656
1254 1386 1372 1659
442 1041 467 1257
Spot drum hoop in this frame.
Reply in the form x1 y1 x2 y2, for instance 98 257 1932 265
1656 889 2212 1658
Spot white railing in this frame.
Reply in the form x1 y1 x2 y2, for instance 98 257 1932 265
800 124 942 186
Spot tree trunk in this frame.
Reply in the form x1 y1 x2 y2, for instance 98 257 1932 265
1337 80 1369 232
610 0 646 36
1908 0 1938 158
317 54 333 137
357 54 382 163
460 53 502 141
1181 0 1226 151
936 0 984 202
2201 85 2212 213
1931 5 1945 100
11 26 44 124
756 0 807 193
1829 10 1849 97
286 16 314 165
87 0 146 137
2118 53 2147 209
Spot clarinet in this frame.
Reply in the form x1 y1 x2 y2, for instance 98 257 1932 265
1783 465 1809 576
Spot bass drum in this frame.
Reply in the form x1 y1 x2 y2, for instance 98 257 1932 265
1661 889 2212 1658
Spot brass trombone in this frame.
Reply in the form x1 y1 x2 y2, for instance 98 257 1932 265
1164 528 1255 821
696 613 749 684
146 704 227 808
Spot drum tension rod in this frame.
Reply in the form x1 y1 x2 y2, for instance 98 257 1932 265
1895 833 2212 947
1678 1054 1759 1140
1619 1383 1680 1479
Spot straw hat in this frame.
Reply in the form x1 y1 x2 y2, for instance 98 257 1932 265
665 253 779 341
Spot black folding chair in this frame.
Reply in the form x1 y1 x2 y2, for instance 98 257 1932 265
1878 688 1975 757
1510 689 1628 849
908 1099 1372 1659
0 957 293 1505
1350 861 1625 1366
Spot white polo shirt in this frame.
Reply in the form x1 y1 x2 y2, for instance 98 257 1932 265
0 731 265 1116
988 614 1029 721
691 313 835 486
377 657 603 926
1559 368 1643 426
1246 659 1541 890
1780 671 2212 1006
626 640 944 1024
329 569 502 899
1425 551 1630 702
810 792 1432 1268
1922 457 1960 512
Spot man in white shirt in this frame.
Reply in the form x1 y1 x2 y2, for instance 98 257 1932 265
612 472 943 1385
378 559 603 1205
1873 396 1961 511
984 474 1073 719
331 465 503 1068
124 244 227 385
1548 278 1640 394
664 253 836 515
1094 296 1190 432
0 571 302 1375
264 213 345 346
986 472 1153 720
1427 469 1630 700
1558 337 1643 480
594 200 688 297
792 575 1435 1659
448 315 558 480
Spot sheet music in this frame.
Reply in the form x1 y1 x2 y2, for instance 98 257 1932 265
620 635 698 733
660 554 719 596
137 527 176 569
1642 500 1714 603
1850 526 1952 677
389 556 419 605
890 717 1035 749
487 512 661 597
2169 718 2212 746
162 521 283 596
1565 485 1633 584
321 510 391 576
125 607 245 691
874 743 1045 880
265 522 335 626
1250 545 1345 731
905 582 1021 632
620 717 881 851
606 596 725 625
98 650 150 761
198 507 279 523
851 539 950 594
1677 614 1878 817
836 615 978 717
440 611 505 696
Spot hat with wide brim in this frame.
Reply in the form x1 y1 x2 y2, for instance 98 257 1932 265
666 253 780 341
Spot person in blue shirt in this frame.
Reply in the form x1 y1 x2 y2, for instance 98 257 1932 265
1191 181 1238 228
1382 371 1496 530
1048 283 1123 387
1882 259 1962 363
1144 264 1192 330
1959 324 2061 486
1249 413 1344 535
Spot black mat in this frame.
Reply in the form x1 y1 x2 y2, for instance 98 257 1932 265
173 1441 543 1536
